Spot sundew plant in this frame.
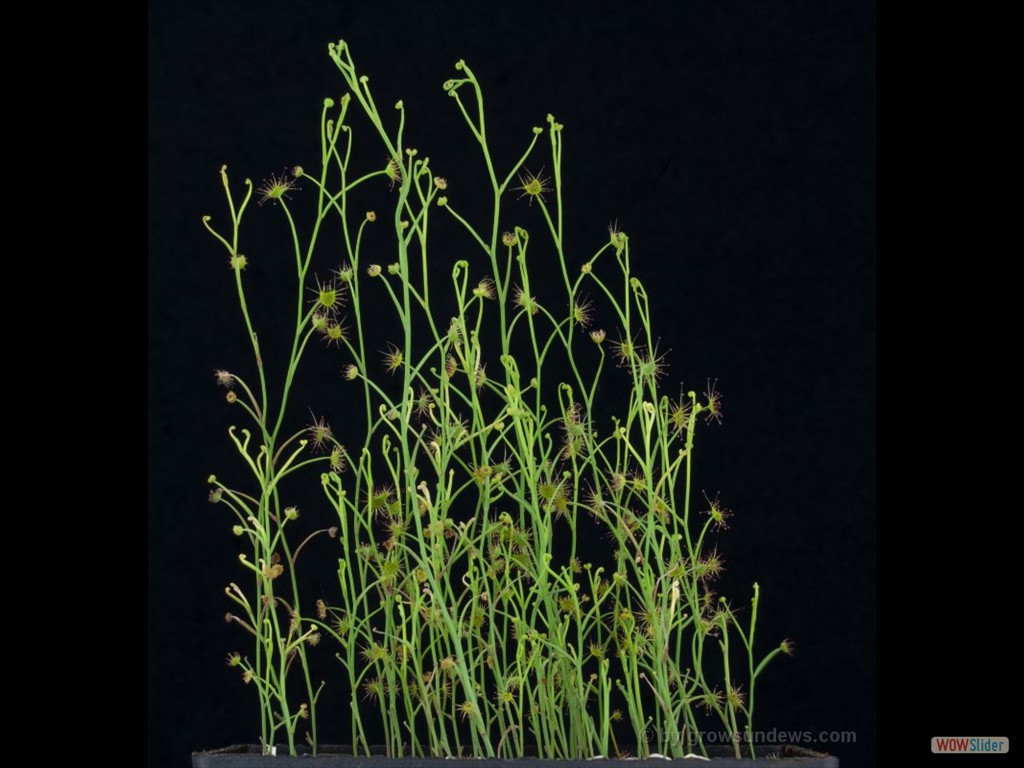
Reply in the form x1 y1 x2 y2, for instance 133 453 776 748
202 40 792 760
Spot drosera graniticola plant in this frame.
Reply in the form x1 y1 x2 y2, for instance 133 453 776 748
202 39 792 760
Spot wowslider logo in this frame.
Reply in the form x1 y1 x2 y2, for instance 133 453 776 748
931 737 1009 754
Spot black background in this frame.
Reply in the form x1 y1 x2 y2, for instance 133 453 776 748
149 2 876 766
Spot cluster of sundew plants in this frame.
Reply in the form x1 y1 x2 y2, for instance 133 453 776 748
203 39 793 760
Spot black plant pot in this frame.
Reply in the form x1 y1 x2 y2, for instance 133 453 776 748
192 745 839 767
